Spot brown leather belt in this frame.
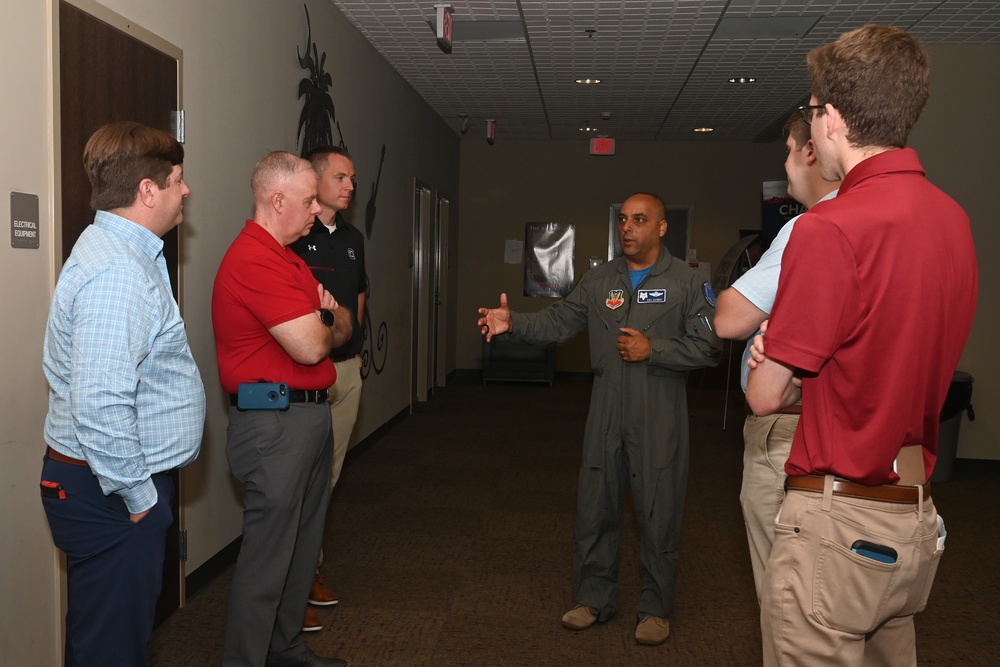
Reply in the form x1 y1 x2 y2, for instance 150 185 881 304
786 475 929 504
746 401 802 416
46 446 87 467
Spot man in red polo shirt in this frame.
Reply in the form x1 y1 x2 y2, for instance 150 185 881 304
747 25 978 666
213 151 353 667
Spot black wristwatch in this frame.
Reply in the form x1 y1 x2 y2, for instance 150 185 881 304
318 308 335 327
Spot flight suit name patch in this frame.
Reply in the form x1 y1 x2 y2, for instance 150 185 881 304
606 290 625 310
637 289 666 303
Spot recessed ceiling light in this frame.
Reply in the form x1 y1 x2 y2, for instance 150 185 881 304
728 77 757 84
575 78 601 85
694 127 714 133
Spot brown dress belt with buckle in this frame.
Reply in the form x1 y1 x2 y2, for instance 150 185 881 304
786 475 929 504
46 446 88 467
228 388 329 406
746 401 802 416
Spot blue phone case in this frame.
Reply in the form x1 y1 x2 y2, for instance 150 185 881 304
237 382 289 410
851 540 897 564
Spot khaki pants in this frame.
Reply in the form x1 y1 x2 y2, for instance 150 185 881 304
329 356 363 492
740 413 798 603
761 476 943 666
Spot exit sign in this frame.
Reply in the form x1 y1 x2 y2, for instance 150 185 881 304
435 4 453 54
589 137 616 155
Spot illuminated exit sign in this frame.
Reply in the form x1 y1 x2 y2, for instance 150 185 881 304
589 137 616 155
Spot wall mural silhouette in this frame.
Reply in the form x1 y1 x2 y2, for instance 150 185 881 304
297 4 388 379
296 5 337 152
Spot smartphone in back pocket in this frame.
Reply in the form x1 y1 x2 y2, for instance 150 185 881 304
851 539 898 564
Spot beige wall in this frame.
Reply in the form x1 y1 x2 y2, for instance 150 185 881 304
0 0 458 663
1 2 62 663
910 44 1000 460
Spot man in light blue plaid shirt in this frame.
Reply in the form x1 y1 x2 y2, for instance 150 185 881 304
41 122 205 666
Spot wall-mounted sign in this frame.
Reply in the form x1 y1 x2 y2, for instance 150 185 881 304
589 137 616 155
10 192 39 249
435 4 453 53
761 179 800 251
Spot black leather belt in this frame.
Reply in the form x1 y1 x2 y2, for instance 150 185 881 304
229 388 329 406
786 475 929 504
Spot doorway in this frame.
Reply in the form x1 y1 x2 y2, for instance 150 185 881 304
411 182 433 405
58 0 184 624
433 194 450 388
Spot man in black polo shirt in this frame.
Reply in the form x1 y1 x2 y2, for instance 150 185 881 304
290 146 368 631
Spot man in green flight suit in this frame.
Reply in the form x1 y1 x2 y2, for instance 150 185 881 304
478 192 721 646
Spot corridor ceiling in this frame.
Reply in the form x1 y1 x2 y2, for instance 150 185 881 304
330 1 1000 142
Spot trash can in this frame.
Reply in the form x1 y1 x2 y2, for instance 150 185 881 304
930 371 975 483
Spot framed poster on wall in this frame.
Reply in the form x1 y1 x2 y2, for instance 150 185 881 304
524 222 575 297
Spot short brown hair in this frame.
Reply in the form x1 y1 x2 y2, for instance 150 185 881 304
783 112 810 152
305 145 353 174
807 24 929 149
83 122 184 211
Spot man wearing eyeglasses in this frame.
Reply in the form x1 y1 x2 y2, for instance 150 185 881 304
714 111 840 605
747 24 977 665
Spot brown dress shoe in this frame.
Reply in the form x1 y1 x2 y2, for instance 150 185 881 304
308 572 338 606
561 604 597 630
302 606 323 633
635 615 670 645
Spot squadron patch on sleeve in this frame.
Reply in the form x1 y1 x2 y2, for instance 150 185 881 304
606 289 625 310
701 281 716 308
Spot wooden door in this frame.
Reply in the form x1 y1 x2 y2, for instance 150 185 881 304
59 0 183 625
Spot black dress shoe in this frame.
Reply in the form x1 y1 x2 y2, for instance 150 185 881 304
265 647 347 667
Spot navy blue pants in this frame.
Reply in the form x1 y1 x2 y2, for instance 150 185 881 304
41 455 174 667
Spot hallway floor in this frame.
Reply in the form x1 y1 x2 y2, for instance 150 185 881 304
148 376 999 666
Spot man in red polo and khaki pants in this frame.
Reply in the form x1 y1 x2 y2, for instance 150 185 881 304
746 24 978 666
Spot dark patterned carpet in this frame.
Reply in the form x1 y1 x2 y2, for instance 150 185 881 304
148 375 999 666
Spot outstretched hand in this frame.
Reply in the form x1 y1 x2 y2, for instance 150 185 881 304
477 293 512 341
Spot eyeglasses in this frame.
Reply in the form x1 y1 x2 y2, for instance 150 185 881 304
797 104 825 125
